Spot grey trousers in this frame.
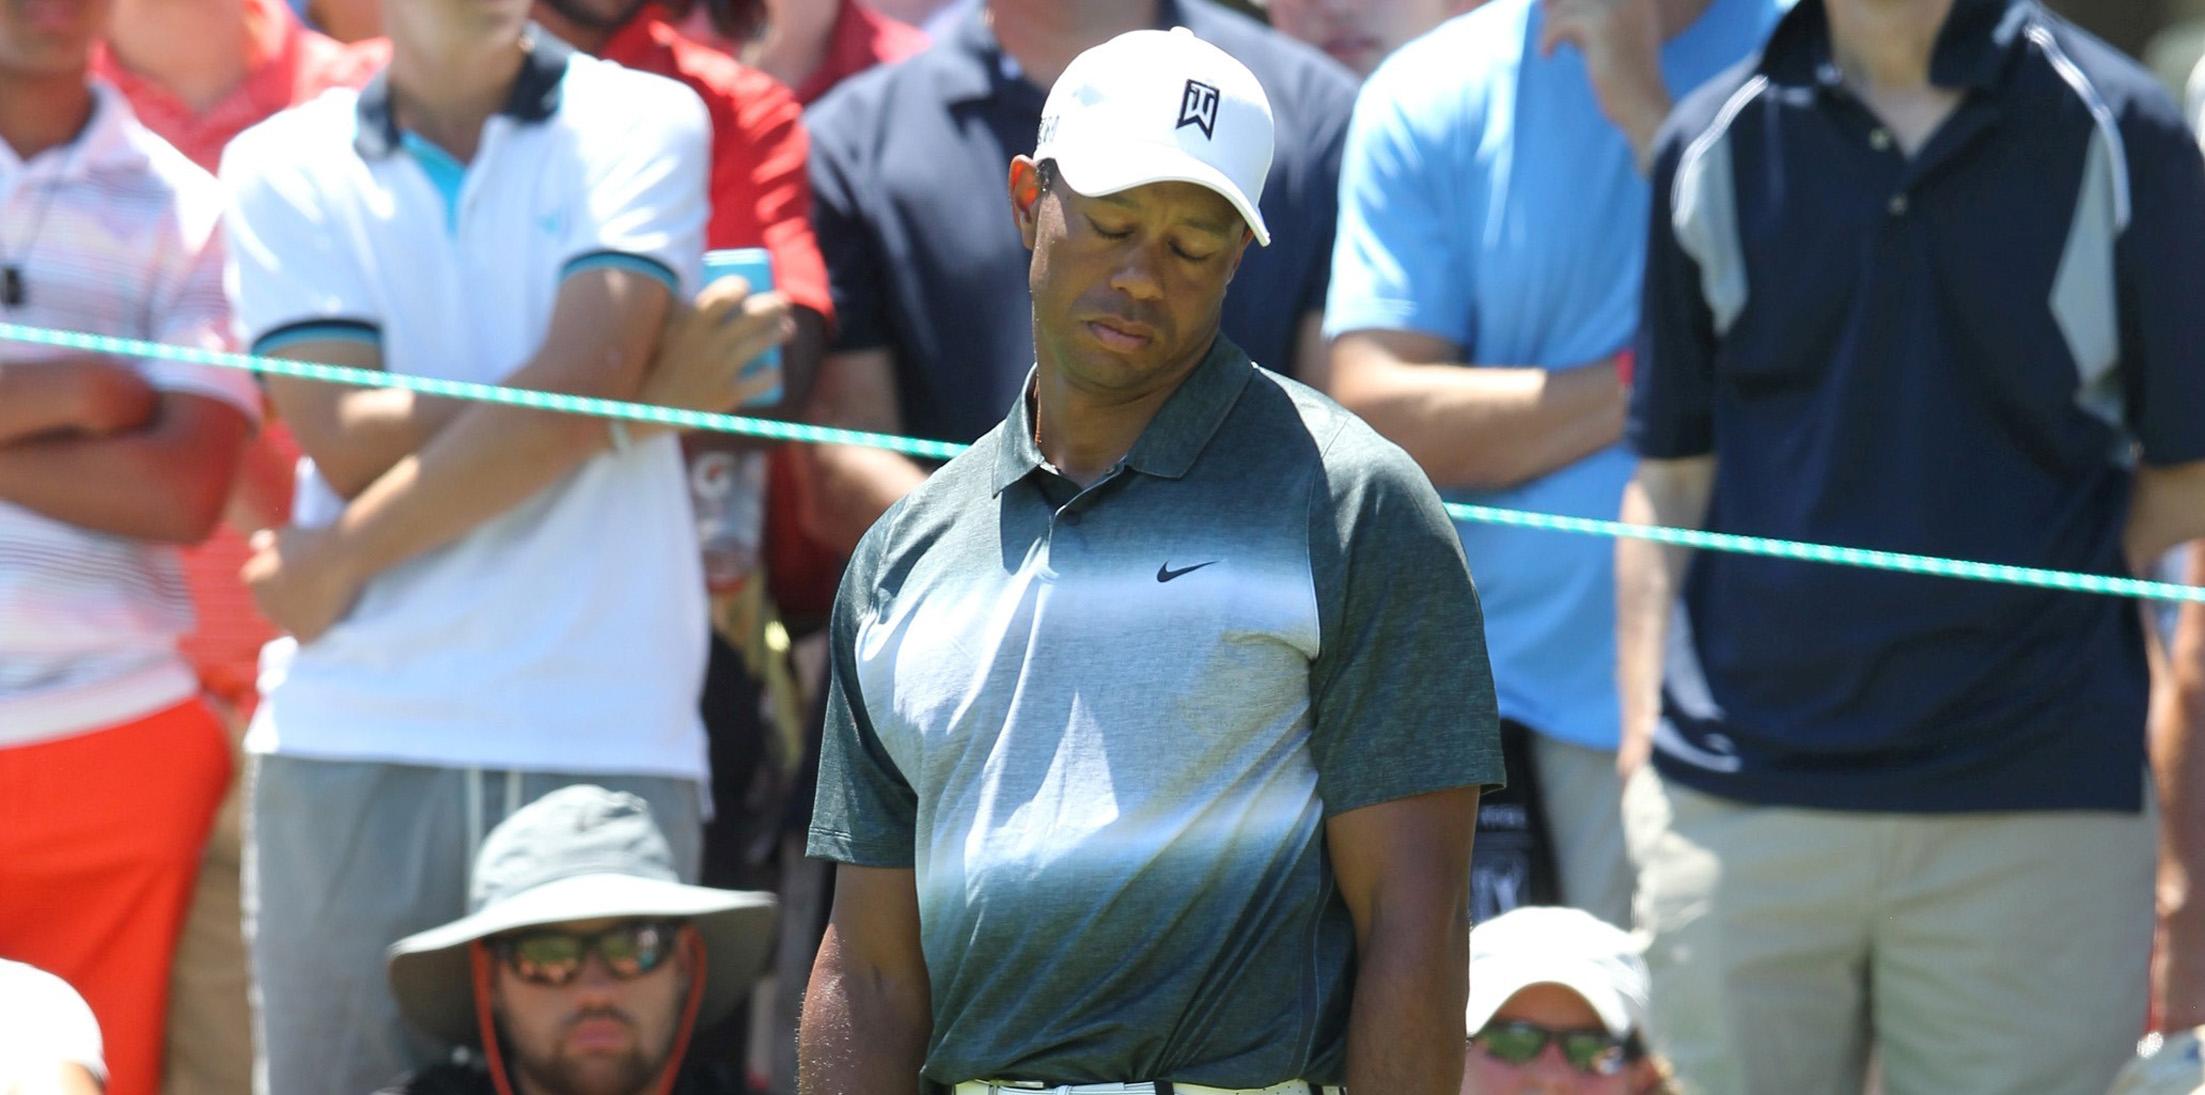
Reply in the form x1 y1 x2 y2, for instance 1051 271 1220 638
244 754 702 1095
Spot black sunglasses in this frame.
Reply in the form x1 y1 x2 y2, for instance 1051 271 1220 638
1471 1019 1632 1075
489 920 683 987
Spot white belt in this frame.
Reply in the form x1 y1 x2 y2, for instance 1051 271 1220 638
954 1083 1333 1094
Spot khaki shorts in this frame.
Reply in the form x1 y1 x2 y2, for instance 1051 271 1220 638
1624 767 2154 1095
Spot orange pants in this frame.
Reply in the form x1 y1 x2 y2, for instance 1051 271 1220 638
0 699 231 1095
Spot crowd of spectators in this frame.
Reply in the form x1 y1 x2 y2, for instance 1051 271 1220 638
2 0 2204 1092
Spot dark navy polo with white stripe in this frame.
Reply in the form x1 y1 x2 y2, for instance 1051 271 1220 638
1631 0 2205 812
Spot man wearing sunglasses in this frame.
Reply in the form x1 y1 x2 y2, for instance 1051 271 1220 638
1462 908 1668 1095
381 786 778 1095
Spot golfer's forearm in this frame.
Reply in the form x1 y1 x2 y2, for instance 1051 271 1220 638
797 929 930 1095
1344 921 1468 1092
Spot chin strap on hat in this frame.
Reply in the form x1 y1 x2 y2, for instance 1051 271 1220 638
470 941 520 1095
649 929 709 1095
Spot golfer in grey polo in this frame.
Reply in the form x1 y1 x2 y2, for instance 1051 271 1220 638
798 28 1501 1095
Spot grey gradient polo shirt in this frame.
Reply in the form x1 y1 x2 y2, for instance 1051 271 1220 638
809 336 1502 1085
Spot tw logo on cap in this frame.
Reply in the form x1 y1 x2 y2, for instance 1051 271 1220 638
1177 79 1220 139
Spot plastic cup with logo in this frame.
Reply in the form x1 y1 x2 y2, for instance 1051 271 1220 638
701 247 782 407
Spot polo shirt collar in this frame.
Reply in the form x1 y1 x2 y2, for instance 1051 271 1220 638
1757 0 2029 93
354 28 573 158
991 335 1255 495
943 0 1198 105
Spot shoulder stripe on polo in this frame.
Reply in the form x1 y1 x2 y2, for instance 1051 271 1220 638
2028 22 2130 232
2029 20 2132 449
252 318 382 357
1671 75 1769 337
561 250 680 294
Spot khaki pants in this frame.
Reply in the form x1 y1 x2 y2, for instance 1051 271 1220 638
1529 734 1634 928
1624 768 2154 1095
162 699 252 1095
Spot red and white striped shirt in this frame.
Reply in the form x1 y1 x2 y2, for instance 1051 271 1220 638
0 84 259 746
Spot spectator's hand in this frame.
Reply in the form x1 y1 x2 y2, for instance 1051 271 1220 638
640 276 794 430
241 525 361 644
4 356 159 435
1616 727 1652 785
69 357 160 435
1538 0 1671 168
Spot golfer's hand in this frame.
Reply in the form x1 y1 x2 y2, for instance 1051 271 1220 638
641 276 793 430
242 525 362 645
1538 0 1670 167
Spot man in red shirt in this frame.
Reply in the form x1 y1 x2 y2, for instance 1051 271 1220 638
92 6 383 1093
671 0 927 106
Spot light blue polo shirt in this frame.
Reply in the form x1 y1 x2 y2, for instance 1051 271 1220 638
1323 0 1784 749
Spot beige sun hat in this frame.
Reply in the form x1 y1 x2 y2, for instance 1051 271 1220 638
386 786 777 1047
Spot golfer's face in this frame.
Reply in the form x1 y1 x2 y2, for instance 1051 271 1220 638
1026 172 1252 398
491 918 689 1095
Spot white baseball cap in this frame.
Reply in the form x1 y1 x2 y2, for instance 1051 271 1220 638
1034 26 1275 247
1466 907 1650 1038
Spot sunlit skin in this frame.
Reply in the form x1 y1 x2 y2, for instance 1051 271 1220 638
528 0 650 50
1264 0 1477 78
0 0 109 76
384 0 532 72
489 918 694 1095
1462 983 1630 1095
1006 154 1254 481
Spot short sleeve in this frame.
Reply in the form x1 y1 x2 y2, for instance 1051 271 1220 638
559 76 710 295
1305 426 1503 816
143 170 258 419
2115 91 2205 466
806 94 891 353
1321 72 1474 345
1627 116 1721 459
807 515 919 866
218 123 384 357
0 960 105 1082
714 66 836 324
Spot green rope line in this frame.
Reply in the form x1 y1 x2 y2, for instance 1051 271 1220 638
7 320 2200 605
0 322 967 462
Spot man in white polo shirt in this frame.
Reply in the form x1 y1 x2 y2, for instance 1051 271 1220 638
217 0 791 1088
0 2 257 1094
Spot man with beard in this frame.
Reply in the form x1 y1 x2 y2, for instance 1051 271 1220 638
380 786 777 1095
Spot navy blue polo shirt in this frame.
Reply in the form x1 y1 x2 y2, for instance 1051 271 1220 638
806 0 1356 445
1632 0 2205 812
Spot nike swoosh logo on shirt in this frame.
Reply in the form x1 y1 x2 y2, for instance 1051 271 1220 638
1156 560 1219 583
